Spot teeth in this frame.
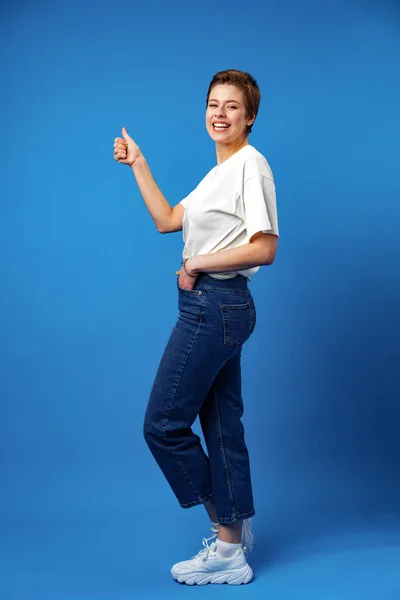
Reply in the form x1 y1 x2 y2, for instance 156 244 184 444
214 124 229 128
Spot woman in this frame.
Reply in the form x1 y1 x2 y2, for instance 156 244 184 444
114 69 279 585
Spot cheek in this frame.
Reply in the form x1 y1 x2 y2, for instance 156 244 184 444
233 115 247 131
231 113 243 125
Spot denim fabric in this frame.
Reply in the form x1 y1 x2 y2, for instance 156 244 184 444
143 273 256 523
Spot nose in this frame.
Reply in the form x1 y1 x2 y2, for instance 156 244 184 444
214 106 226 118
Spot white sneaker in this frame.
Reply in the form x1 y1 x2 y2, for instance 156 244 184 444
210 517 254 555
171 535 253 585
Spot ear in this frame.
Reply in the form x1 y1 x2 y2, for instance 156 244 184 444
247 113 256 127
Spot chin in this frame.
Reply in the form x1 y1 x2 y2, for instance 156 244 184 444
207 129 232 144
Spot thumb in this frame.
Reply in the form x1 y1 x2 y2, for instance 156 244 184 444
121 126 131 142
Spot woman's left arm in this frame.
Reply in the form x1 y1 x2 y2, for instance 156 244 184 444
187 232 278 275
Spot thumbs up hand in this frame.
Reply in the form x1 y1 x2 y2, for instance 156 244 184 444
114 127 142 167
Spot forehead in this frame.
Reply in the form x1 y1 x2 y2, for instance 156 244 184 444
208 84 244 102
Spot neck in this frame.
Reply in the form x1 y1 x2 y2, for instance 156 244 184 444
215 138 249 165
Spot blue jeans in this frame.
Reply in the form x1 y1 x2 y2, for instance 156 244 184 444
143 273 256 524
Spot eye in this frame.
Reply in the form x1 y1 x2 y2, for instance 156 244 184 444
228 105 237 109
209 103 217 107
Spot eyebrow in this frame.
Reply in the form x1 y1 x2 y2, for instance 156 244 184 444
208 99 240 104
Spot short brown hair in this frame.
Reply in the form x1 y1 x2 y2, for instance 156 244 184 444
206 69 261 134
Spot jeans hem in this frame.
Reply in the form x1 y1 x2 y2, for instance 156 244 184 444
180 491 214 509
216 509 255 524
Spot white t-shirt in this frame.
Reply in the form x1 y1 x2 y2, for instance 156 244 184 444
180 144 279 280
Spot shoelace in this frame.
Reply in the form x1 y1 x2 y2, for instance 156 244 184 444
193 533 218 561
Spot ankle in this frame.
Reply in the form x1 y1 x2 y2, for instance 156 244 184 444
217 521 242 544
204 498 218 524
215 538 242 558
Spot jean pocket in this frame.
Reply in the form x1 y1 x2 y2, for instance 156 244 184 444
177 276 201 294
220 302 254 348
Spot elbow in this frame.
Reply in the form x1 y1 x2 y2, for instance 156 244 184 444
157 216 173 234
263 256 275 266
251 233 278 266
262 248 277 266
263 237 278 265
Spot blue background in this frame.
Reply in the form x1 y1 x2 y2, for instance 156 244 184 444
1 0 400 598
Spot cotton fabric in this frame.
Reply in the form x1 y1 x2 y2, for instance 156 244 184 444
180 144 279 280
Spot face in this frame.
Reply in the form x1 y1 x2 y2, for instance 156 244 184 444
206 84 255 145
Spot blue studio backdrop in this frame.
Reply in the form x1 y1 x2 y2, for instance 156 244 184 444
1 0 400 599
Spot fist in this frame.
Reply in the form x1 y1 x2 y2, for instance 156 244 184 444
114 127 142 167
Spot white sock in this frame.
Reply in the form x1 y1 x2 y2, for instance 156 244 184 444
216 539 242 558
211 521 219 532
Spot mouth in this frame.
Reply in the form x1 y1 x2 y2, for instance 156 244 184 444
212 122 230 132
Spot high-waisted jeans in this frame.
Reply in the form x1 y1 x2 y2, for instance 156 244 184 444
143 272 256 523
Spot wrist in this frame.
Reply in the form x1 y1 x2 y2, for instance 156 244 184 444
186 256 201 275
131 153 146 170
183 257 199 277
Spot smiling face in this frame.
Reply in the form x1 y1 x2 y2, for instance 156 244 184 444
205 84 255 146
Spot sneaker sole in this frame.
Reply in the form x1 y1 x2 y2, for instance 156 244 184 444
172 563 253 585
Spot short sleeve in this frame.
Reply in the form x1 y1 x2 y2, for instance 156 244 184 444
243 174 279 240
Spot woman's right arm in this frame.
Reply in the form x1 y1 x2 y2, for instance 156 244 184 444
114 127 184 234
